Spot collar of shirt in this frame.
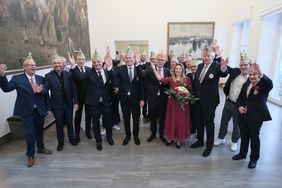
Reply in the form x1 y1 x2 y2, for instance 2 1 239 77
25 73 35 82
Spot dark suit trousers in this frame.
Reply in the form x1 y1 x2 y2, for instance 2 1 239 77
190 104 196 134
120 96 140 137
238 115 262 161
90 103 112 142
22 109 45 157
148 96 167 137
196 104 217 148
142 96 148 117
53 105 75 143
111 93 121 125
74 93 91 137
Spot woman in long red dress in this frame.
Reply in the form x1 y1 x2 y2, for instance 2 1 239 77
151 62 191 148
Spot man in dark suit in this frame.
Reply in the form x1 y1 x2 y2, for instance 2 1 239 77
113 47 143 145
0 53 52 167
214 52 250 151
141 52 170 143
82 50 114 151
185 58 197 136
190 45 228 157
232 63 273 169
45 54 78 151
139 50 150 122
69 50 92 142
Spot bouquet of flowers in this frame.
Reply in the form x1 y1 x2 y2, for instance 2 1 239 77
164 85 198 110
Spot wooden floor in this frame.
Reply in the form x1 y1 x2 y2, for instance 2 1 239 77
0 89 282 188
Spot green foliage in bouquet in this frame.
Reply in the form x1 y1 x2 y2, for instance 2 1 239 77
164 86 199 109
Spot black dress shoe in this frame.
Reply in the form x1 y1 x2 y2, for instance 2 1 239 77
202 147 213 157
122 136 131 145
86 133 93 139
176 143 181 149
166 140 173 146
134 137 140 145
147 135 156 142
232 153 246 160
190 141 204 149
57 142 64 152
248 160 257 169
108 138 114 145
69 139 78 146
96 142 102 151
159 136 167 144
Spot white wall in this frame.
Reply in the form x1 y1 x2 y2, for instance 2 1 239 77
87 0 235 58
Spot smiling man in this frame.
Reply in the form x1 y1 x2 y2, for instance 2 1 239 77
0 52 52 167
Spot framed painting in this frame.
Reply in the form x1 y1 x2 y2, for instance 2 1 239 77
0 0 90 73
167 22 215 59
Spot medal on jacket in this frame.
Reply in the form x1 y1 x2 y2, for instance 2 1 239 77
209 73 214 79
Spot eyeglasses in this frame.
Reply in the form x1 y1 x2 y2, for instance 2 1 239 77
25 64 36 67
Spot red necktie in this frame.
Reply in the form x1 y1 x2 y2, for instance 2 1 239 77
30 77 37 93
157 68 162 78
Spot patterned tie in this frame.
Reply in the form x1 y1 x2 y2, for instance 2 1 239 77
199 65 208 83
128 66 133 82
30 77 37 93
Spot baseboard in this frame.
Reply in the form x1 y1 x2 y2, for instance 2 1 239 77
0 133 13 147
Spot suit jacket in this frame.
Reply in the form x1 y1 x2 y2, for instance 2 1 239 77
223 67 241 97
45 70 78 109
70 66 91 100
84 68 112 106
186 72 196 93
237 74 273 122
194 60 228 106
141 66 170 102
113 64 143 102
0 73 50 117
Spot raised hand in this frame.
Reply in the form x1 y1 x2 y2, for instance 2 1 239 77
0 64 7 77
220 57 229 69
35 84 43 93
211 39 223 56
106 46 110 56
134 53 140 63
68 52 75 67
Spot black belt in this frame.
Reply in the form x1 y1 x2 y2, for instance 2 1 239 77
227 98 237 105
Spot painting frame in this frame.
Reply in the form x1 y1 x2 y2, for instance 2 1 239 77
167 22 215 59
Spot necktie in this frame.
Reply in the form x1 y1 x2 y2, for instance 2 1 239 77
98 71 104 84
157 68 162 78
79 66 84 73
199 65 208 83
128 66 133 82
248 83 256 97
30 77 37 93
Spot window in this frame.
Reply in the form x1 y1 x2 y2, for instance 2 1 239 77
258 11 282 105
230 20 250 67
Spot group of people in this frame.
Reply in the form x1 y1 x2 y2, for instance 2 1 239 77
0 40 273 170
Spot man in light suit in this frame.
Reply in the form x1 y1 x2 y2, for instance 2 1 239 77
113 47 143 146
190 44 228 157
232 63 273 169
69 50 92 142
0 53 52 167
214 52 250 151
45 54 78 151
